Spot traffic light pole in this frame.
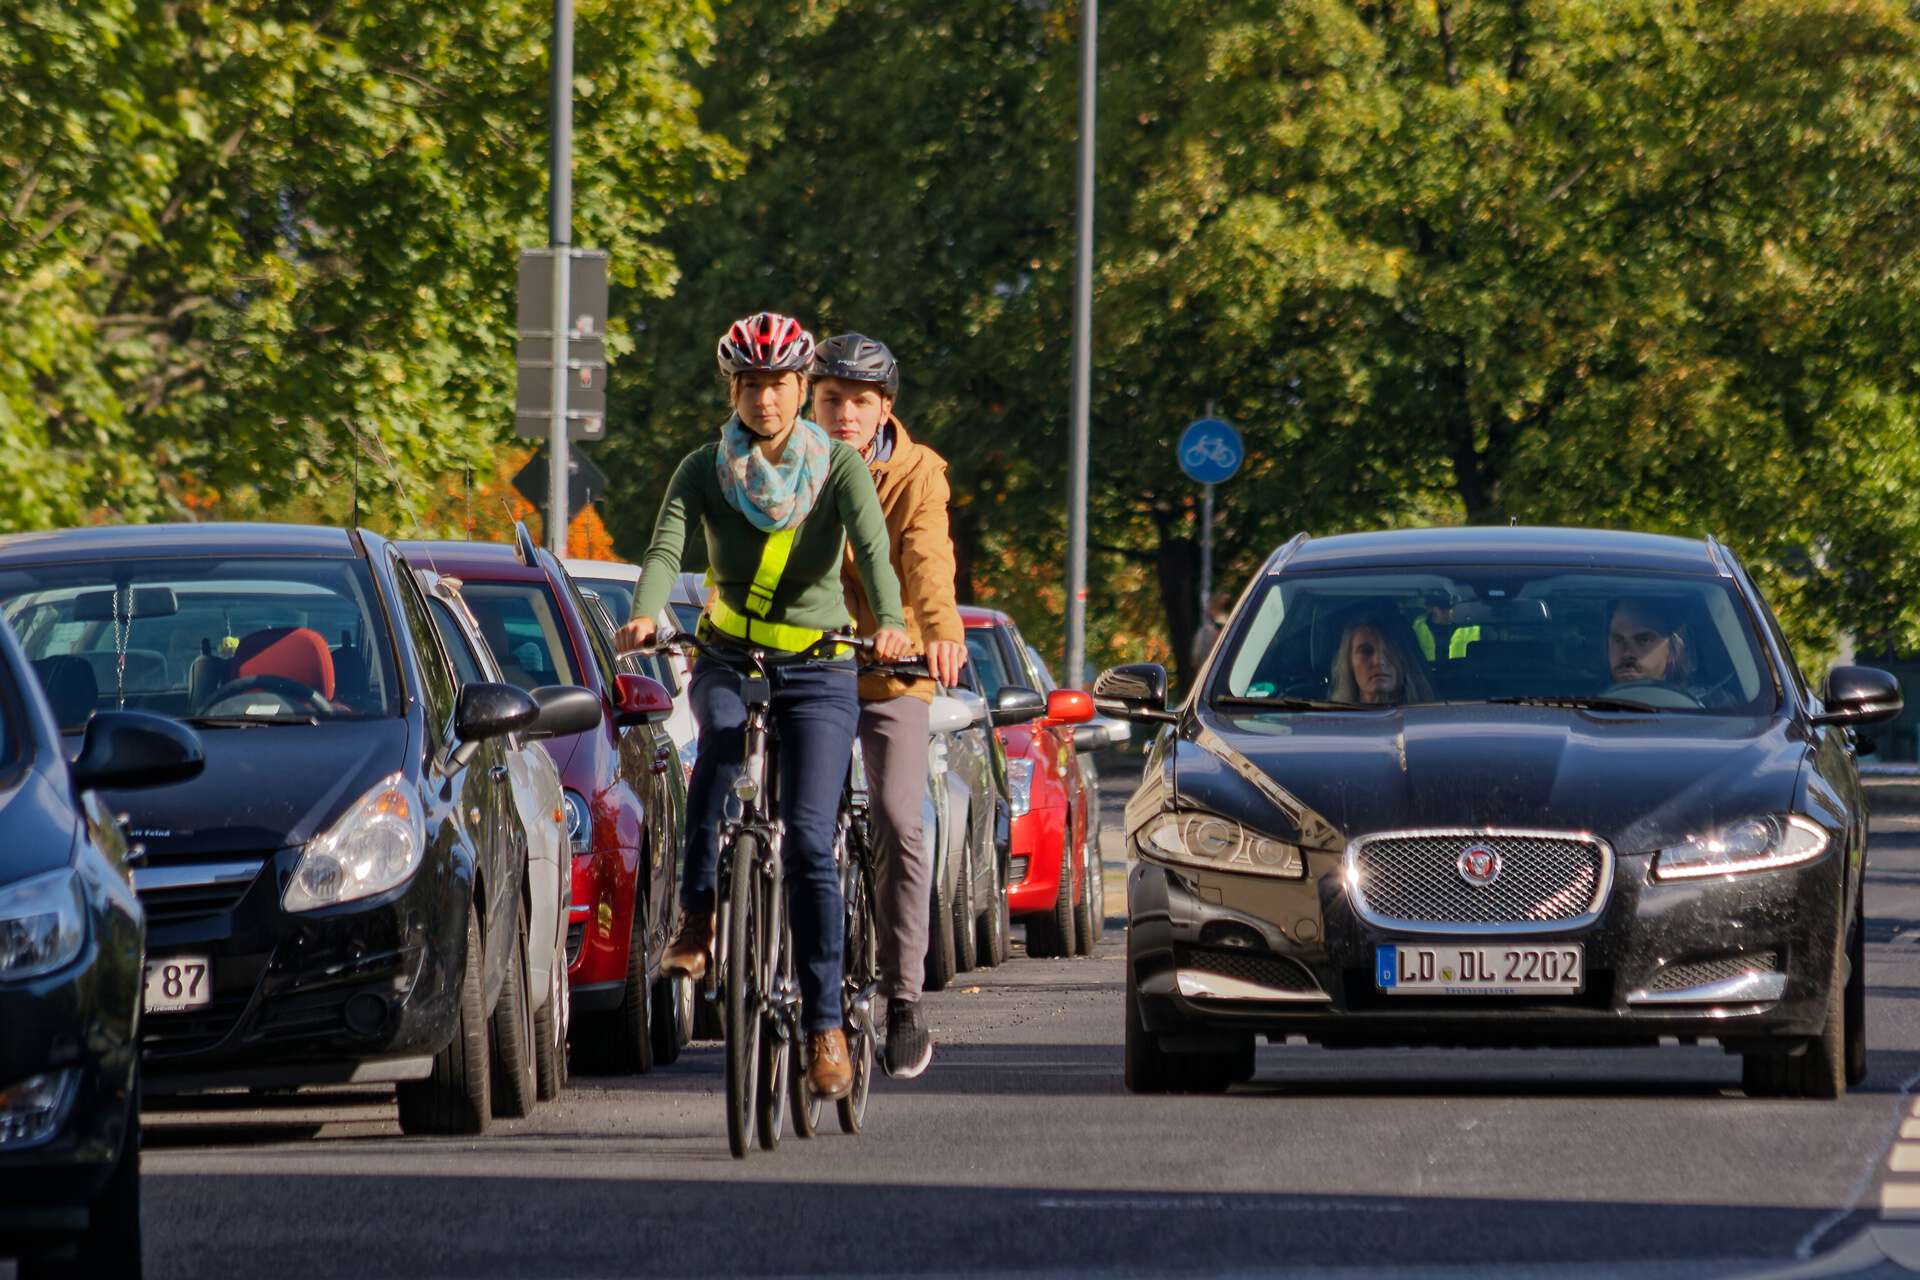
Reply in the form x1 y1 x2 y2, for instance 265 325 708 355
546 0 573 556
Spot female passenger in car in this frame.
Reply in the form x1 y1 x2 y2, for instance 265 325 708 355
1329 614 1435 705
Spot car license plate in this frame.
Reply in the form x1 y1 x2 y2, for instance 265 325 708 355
1375 943 1582 995
143 955 212 1013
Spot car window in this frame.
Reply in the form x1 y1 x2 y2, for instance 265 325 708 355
576 577 635 628
391 563 455 732
965 629 1014 699
1214 568 1777 715
459 582 579 693
0 555 399 730
427 599 488 687
563 574 620 692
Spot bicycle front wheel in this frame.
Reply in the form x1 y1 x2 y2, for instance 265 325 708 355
724 834 762 1160
756 863 791 1152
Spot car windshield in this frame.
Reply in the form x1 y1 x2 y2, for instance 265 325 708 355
1213 568 1778 715
966 628 1015 699
458 581 578 692
0 555 398 730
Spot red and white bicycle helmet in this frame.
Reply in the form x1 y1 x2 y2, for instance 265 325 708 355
716 311 816 377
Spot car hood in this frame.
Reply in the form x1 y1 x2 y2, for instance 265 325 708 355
1175 704 1807 855
94 719 410 861
0 766 81 886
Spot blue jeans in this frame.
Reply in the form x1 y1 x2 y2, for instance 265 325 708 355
683 655 858 1034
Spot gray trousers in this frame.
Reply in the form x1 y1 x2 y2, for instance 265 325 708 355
860 694 932 1004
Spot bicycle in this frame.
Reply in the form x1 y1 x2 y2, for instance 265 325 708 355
628 629 891 1158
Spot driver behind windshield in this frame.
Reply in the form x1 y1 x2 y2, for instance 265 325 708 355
1329 611 1435 705
1606 598 1690 689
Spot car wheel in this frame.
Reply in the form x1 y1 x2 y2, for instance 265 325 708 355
1071 830 1097 957
924 858 957 993
32 1071 142 1280
952 851 979 974
398 902 491 1135
580 898 657 1076
651 971 687 1067
1124 963 1171 1094
535 925 568 1102
1027 832 1075 959
978 867 1011 968
1846 914 1868 1088
489 896 539 1119
1743 931 1849 1101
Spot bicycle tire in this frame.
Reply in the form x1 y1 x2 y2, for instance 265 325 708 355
839 854 878 1134
756 867 791 1152
724 837 760 1160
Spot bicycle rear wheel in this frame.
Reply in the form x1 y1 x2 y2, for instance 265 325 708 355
839 854 879 1134
724 837 761 1160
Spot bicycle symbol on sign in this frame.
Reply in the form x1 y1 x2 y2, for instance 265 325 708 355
1183 436 1237 469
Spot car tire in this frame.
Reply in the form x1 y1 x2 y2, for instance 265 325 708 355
32 1072 143 1280
953 852 979 974
489 896 539 1119
1124 964 1170 1094
1744 929 1849 1101
1846 913 1868 1088
925 859 957 993
1071 830 1097 957
534 922 569 1102
398 902 490 1136
580 899 657 1076
1170 1038 1255 1093
1027 832 1075 959
979 869 1011 968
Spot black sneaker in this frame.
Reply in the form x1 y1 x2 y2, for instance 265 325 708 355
885 999 933 1080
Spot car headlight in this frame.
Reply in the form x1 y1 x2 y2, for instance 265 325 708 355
563 790 591 856
1006 759 1035 818
0 1069 80 1150
1142 812 1305 879
0 868 87 981
283 774 425 912
1654 814 1830 881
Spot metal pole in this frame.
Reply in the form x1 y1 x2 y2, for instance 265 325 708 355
546 0 574 556
1064 0 1096 688
1199 482 1214 627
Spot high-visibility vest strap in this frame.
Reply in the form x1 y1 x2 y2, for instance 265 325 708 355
745 527 796 618
705 595 826 653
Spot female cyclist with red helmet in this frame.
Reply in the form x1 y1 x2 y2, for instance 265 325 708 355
617 311 909 1099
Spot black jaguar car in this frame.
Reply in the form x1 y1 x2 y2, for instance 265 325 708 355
0 610 203 1277
1101 527 1900 1098
0 524 597 1135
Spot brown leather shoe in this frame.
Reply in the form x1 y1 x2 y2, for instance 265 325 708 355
662 913 713 981
807 1029 853 1099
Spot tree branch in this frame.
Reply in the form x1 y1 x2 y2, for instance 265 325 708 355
1436 0 1461 89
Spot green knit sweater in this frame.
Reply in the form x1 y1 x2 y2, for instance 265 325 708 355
630 438 906 642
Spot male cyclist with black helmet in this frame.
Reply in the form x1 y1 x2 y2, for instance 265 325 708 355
617 312 910 1100
812 332 967 1080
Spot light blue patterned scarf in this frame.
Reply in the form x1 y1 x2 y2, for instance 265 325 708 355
715 414 832 532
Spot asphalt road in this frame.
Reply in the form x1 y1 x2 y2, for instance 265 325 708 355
18 769 1920 1279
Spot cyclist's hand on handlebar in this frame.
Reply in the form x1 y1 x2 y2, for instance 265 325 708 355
926 640 967 688
870 627 912 661
615 615 657 654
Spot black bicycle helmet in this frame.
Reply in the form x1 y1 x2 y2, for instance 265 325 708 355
810 332 900 401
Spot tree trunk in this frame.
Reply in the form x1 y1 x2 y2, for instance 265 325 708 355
1155 528 1202 694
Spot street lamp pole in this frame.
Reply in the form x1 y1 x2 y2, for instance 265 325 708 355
1064 0 1096 687
546 0 574 555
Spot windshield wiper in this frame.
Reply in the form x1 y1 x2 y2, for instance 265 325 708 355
1214 695 1371 712
1481 695 1664 713
183 714 321 728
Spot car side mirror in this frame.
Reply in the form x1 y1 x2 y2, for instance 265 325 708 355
948 687 991 728
1814 665 1903 727
528 684 604 739
455 682 540 743
612 673 673 727
1093 663 1176 723
990 686 1047 727
928 694 973 735
1074 720 1126 752
70 712 204 792
1046 689 1095 726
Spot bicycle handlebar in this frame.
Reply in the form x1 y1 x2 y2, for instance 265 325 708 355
619 629 935 681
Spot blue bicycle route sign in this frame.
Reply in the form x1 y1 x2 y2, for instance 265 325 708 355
1178 418 1243 484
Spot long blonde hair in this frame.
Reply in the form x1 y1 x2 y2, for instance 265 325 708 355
1329 616 1434 704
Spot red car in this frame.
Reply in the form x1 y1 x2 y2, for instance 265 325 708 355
962 607 1102 957
398 528 687 1074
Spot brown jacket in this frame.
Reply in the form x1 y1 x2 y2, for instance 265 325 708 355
843 416 964 702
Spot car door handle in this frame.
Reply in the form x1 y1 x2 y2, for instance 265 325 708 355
651 747 672 776
489 764 509 783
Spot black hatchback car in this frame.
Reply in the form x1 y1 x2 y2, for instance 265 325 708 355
0 614 202 1277
1102 528 1901 1098
0 524 592 1135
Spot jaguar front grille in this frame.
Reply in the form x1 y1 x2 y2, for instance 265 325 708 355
1347 829 1612 934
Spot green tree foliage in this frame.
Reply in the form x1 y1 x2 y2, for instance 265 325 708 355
0 0 731 529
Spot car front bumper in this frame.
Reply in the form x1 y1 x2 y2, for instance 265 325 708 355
1126 842 1844 1051
1007 804 1069 915
137 851 471 1091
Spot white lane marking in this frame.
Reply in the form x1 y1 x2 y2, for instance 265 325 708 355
1793 1062 1920 1258
1882 1183 1920 1218
1892 1145 1920 1173
1037 1196 1407 1214
1903 1119 1920 1139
